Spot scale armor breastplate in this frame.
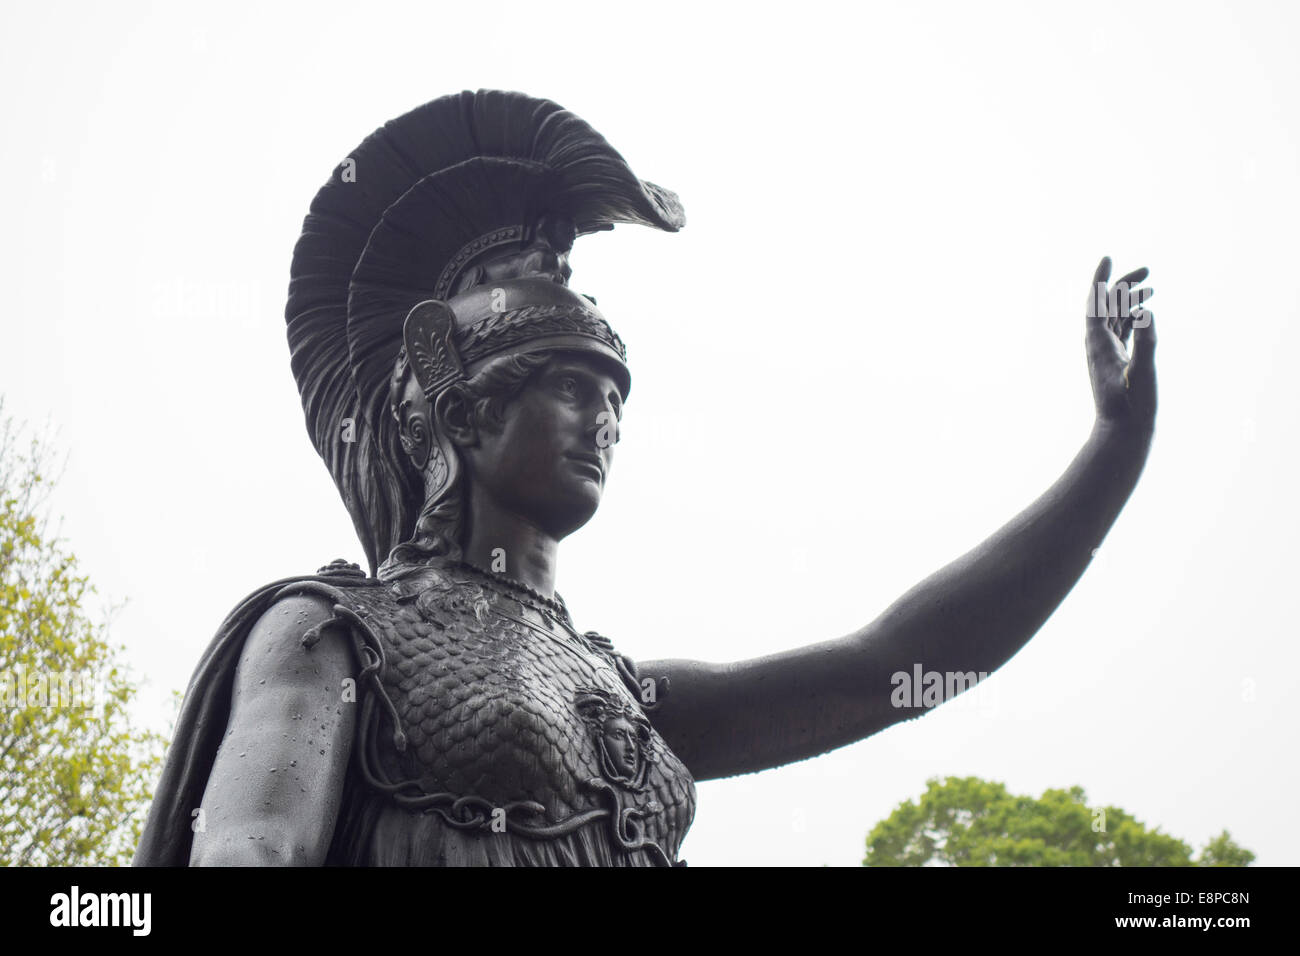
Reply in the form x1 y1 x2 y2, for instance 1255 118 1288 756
311 563 695 866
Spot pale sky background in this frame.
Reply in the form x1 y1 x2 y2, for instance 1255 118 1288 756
1 0 1296 866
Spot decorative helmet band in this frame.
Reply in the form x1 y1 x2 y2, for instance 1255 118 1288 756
402 278 630 403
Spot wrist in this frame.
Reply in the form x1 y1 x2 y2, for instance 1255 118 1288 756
1091 415 1154 467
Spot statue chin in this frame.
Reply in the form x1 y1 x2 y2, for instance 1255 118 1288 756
542 486 603 541
472 473 603 543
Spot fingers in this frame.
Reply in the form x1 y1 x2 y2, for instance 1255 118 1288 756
1086 295 1123 368
1087 257 1153 373
1089 258 1149 301
1093 257 1112 287
1129 309 1157 377
1115 268 1152 337
1087 257 1112 327
1087 256 1151 335
1117 286 1155 345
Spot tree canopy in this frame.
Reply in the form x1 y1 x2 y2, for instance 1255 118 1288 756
864 776 1254 867
0 402 167 865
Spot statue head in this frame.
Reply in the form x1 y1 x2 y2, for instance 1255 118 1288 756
284 90 683 575
375 206 634 570
385 311 628 570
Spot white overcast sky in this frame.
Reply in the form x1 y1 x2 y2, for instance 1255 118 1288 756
2 0 1297 866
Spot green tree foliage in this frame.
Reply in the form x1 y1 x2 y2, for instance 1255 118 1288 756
864 776 1254 867
0 403 167 865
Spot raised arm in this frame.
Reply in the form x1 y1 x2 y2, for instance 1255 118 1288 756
642 258 1157 781
188 593 357 865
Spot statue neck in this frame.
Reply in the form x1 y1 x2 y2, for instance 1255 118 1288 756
460 491 559 600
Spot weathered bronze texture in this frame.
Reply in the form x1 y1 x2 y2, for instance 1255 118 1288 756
134 90 1157 867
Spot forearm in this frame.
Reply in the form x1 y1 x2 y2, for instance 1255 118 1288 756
870 418 1152 687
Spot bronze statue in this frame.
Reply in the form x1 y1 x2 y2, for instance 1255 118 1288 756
134 90 1157 867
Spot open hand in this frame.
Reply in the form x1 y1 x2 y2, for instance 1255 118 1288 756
1086 256 1157 435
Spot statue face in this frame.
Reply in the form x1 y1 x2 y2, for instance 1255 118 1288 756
602 714 640 777
461 352 624 539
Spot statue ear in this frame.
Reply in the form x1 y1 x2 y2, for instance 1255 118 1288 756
434 387 478 448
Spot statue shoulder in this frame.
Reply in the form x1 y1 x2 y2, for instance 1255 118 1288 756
135 559 381 866
232 559 385 681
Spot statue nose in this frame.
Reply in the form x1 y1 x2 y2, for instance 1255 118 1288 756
586 407 619 447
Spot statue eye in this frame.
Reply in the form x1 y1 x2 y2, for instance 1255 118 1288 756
558 376 579 396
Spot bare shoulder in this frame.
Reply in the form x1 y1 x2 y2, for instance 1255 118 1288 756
236 591 354 693
189 590 359 865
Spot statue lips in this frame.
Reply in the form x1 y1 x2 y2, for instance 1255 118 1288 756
564 451 605 483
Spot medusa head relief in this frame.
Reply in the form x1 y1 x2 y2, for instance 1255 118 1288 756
574 687 660 790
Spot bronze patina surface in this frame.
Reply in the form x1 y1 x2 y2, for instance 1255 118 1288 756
134 90 1157 867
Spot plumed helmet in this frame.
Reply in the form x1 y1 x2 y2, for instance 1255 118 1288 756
285 90 684 574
